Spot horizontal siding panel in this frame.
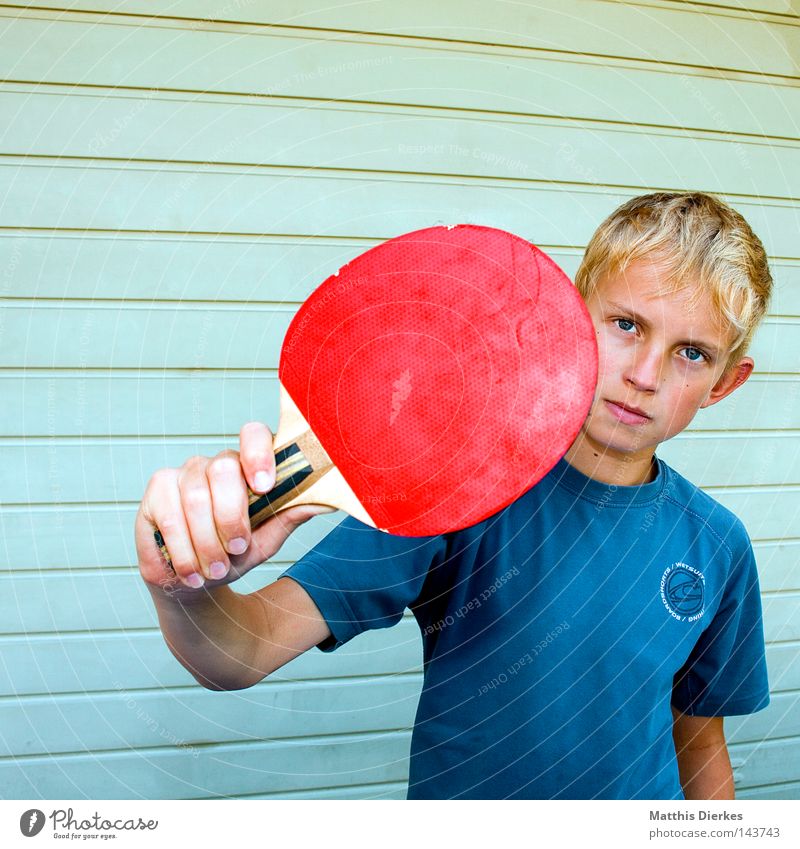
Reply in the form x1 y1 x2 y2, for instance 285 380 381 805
2 16 799 139
14 0 800 76
0 631 198 696
244 779 406 799
0 730 412 799
707 327 793 376
658 432 800 487
5 232 798 318
761 593 800 642
0 373 280 439
4 88 800 198
755 541 800 593
0 562 349 633
2 162 797 259
0 570 158 633
3 430 797 510
738 780 800 801
0 505 334 570
714 488 800 540
727 690 800 743
766 642 800 691
4 373 800 437
0 618 423 696
731 737 800 788
2 676 422 757
694 376 800 432
0 231 367 302
0 303 291 369
771 262 800 315
673 0 797 15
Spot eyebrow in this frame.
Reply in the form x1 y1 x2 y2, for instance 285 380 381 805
604 300 724 358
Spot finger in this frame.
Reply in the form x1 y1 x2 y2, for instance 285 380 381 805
246 503 337 566
143 468 205 589
240 421 276 494
134 507 185 599
280 503 338 526
207 451 251 556
135 503 172 583
177 459 232 582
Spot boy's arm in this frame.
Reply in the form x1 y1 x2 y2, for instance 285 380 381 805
671 708 735 799
146 577 330 690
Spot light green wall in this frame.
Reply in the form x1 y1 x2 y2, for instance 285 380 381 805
1 0 798 799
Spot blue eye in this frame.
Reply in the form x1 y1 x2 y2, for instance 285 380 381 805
616 319 636 333
682 347 706 362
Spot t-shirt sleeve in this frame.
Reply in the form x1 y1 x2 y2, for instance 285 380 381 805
279 515 448 652
671 528 770 717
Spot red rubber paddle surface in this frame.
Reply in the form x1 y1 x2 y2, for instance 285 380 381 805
280 225 597 536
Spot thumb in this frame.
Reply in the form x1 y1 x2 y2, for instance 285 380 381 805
244 503 338 567
279 503 338 527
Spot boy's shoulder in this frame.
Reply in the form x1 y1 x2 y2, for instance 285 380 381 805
656 456 751 554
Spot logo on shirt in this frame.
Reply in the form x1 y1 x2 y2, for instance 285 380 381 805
660 562 705 622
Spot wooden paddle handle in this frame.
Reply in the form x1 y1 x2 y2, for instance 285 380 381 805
153 434 333 572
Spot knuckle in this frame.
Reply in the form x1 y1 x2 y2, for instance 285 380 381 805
156 516 182 536
216 448 240 463
167 548 200 573
150 467 177 488
174 563 202 585
241 421 273 451
208 453 241 479
181 486 210 512
183 454 208 472
217 511 248 538
206 542 230 565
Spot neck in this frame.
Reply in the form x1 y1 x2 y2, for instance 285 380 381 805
563 436 656 486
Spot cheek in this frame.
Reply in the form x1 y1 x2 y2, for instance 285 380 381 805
594 329 615 366
595 334 626 385
665 382 707 421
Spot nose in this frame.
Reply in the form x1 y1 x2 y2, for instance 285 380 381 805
624 343 662 393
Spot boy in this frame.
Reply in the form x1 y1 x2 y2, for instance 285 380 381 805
136 192 772 799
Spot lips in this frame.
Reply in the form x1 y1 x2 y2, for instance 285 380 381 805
604 400 652 425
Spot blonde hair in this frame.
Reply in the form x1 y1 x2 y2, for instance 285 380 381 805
575 192 772 371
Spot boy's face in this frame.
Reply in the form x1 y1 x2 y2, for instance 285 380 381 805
567 258 752 482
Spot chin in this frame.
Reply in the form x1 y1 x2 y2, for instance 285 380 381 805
589 426 655 458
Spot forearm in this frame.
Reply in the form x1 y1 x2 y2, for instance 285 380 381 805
676 739 735 800
148 584 269 691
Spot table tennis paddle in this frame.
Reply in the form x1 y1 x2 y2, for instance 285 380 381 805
154 224 597 568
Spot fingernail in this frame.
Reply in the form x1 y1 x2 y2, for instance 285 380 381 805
228 537 247 555
184 572 204 588
210 561 228 580
254 471 273 492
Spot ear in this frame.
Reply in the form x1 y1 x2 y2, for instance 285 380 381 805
700 357 754 409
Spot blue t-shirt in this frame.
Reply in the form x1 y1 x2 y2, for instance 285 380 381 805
281 456 770 799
